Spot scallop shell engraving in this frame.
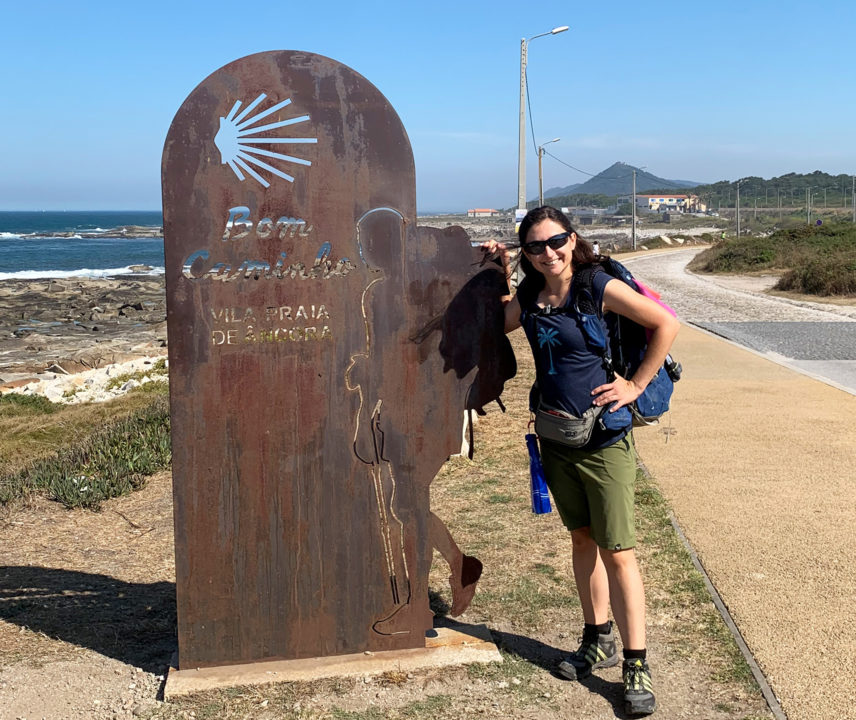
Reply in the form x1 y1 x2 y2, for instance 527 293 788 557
214 93 318 188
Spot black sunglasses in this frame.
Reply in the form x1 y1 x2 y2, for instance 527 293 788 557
522 231 570 255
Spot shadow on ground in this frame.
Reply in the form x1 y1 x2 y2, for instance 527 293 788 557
0 565 176 673
491 628 628 719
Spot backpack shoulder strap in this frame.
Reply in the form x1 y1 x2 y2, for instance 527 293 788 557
515 275 540 315
571 262 605 317
571 262 615 378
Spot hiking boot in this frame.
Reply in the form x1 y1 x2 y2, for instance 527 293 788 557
557 621 619 680
623 657 656 716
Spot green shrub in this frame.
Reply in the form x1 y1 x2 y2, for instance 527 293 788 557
0 393 59 416
0 396 171 509
689 223 856 296
776 258 856 295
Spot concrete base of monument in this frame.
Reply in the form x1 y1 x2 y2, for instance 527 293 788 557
163 621 502 699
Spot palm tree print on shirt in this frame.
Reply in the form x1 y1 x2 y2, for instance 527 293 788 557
537 326 561 375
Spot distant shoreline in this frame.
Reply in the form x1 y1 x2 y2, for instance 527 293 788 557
26 225 164 239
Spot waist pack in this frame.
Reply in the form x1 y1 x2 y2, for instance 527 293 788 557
534 402 604 448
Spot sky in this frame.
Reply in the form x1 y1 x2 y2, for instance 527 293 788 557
1 0 853 213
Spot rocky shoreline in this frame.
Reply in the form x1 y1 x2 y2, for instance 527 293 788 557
0 275 167 385
0 218 716 393
28 225 164 239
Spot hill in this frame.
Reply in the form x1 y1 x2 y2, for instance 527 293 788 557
527 167 854 213
689 171 855 208
540 162 699 202
542 182 581 198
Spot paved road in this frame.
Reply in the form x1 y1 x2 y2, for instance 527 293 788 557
625 247 856 719
621 248 856 395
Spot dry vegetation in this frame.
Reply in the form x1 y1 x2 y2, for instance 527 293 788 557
0 333 773 719
690 223 856 296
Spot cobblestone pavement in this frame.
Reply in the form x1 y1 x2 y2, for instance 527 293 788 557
621 248 856 394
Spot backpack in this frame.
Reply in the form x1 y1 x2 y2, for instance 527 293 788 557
519 257 682 426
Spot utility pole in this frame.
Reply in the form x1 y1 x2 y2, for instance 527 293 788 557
736 181 741 237
517 26 568 215
806 187 813 225
517 38 527 213
631 169 637 251
852 176 855 223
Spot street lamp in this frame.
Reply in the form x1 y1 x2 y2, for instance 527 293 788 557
631 166 647 251
537 137 560 206
518 25 569 213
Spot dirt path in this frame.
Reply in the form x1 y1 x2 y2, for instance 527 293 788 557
0 473 175 719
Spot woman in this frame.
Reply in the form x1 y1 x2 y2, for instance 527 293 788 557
484 206 678 716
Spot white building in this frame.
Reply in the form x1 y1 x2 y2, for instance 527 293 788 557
635 194 688 212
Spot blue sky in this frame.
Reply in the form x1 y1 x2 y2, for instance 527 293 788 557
2 0 853 212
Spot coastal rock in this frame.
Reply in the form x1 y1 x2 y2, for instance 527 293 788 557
0 276 167 375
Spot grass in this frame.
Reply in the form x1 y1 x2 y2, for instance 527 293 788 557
0 391 171 509
1 335 772 718
688 223 856 296
0 392 59 417
0 381 169 475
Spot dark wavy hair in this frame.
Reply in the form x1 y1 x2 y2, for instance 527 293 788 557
516 206 599 289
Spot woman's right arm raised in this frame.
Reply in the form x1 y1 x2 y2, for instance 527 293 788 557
480 239 522 333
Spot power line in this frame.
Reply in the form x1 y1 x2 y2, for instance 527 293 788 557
541 151 646 184
524 70 655 189
524 68 538 156
542 149 597 177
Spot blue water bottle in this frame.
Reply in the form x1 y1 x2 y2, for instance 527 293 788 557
525 433 552 514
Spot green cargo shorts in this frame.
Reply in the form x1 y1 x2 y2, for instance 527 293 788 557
539 434 638 551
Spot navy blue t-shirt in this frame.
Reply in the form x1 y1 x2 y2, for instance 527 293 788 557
520 269 630 449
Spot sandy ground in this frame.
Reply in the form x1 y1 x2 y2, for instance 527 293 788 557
634 324 856 720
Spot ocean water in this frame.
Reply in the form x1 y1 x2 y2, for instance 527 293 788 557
0 211 165 279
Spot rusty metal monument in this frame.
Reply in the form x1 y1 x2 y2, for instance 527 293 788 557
161 51 513 683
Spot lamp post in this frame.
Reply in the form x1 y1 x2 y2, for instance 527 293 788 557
537 138 560 206
518 25 568 213
631 170 637 250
